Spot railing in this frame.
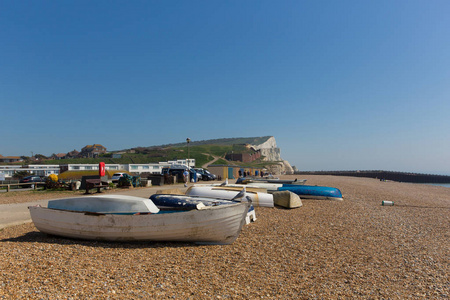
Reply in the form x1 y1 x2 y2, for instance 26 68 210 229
0 182 46 192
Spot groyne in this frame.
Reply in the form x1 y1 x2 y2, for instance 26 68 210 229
294 170 450 183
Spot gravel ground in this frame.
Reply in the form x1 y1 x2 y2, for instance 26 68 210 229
1 175 449 299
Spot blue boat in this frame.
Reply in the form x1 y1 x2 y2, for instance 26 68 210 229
277 184 343 201
241 181 343 201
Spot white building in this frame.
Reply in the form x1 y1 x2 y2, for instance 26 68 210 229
0 165 60 178
0 159 196 179
61 159 195 175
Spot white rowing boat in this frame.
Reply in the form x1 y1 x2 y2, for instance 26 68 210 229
29 195 250 245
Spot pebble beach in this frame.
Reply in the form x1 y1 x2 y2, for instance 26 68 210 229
1 175 449 299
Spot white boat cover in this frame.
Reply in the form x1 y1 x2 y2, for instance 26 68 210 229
47 195 160 214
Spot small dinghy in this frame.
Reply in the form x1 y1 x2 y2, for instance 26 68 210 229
186 186 274 208
29 195 250 245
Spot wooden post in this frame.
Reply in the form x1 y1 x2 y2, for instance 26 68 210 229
7 184 10 192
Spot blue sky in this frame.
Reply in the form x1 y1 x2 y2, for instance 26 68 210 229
1 1 449 175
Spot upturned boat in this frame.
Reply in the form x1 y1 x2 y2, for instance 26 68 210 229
240 182 343 201
28 195 250 245
278 184 343 201
186 185 274 208
189 183 302 209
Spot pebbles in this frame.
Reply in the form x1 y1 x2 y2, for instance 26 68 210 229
1 175 449 299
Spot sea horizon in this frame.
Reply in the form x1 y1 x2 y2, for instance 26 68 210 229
300 170 450 177
423 183 450 188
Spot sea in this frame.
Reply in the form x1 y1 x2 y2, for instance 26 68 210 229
423 183 450 188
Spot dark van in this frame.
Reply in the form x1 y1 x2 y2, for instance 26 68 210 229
163 166 201 182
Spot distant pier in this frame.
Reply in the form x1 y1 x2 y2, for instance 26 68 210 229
295 170 450 184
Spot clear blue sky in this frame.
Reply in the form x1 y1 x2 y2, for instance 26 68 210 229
1 1 449 175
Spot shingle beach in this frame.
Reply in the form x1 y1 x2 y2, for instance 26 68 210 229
1 175 449 299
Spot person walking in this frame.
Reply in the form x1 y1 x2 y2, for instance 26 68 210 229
183 169 189 187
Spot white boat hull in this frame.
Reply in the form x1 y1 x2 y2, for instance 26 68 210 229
29 202 250 245
186 186 274 207
194 183 269 193
245 182 283 191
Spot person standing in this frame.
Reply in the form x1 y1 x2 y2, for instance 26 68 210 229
183 169 189 187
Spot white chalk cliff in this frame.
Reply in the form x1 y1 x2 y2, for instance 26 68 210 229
250 136 294 175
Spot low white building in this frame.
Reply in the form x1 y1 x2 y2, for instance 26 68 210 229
0 166 20 178
0 165 60 178
61 159 195 175
0 159 196 178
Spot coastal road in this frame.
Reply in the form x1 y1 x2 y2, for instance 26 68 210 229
0 185 190 230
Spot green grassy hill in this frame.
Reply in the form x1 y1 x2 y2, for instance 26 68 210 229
147 136 272 148
35 136 276 168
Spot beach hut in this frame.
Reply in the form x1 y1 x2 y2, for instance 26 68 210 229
207 165 242 180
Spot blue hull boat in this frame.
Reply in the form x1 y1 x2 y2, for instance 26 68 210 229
277 184 343 201
241 181 343 201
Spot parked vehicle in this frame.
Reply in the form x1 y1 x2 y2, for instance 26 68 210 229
19 175 45 187
20 175 45 183
193 168 216 181
162 165 201 182
111 172 126 182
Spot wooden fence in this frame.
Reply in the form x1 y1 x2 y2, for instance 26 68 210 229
0 182 46 192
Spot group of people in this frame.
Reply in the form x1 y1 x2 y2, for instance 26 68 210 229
238 170 266 177
183 168 266 185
